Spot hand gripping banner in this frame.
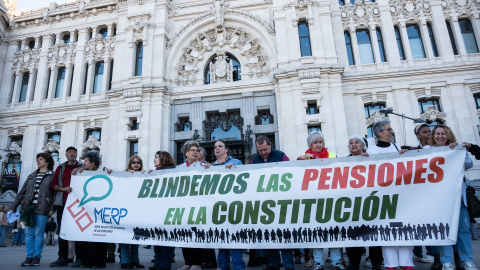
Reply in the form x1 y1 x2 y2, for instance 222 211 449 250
60 146 466 248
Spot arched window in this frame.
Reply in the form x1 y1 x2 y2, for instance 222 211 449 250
204 53 241 84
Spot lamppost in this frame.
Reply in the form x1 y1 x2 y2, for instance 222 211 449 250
379 107 426 146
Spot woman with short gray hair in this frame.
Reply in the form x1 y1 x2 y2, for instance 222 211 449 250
298 131 336 160
177 141 203 168
347 135 369 156
297 131 341 270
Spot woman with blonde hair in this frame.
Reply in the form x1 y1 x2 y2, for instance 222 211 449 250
121 155 145 269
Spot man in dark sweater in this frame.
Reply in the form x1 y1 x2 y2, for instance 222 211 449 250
49 146 84 267
250 135 293 270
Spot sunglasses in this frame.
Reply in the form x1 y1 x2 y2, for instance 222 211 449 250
131 161 142 165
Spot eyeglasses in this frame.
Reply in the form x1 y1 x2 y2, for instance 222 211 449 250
131 161 142 164
381 128 394 132
189 149 199 152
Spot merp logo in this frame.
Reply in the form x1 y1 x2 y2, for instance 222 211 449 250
68 175 114 232
79 175 113 206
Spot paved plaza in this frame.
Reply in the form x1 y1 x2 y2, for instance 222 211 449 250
0 229 479 270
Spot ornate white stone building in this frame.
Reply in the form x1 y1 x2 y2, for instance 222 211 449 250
0 0 480 200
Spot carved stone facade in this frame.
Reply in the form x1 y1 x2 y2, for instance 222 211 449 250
0 0 479 195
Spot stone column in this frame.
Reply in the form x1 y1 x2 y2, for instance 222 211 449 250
471 14 480 52
107 23 114 37
10 70 22 105
429 1 455 62
25 68 37 106
20 40 26 51
70 30 77 43
450 16 467 57
34 36 41 49
368 25 382 66
101 58 111 97
419 20 435 63
70 28 87 101
62 64 73 102
46 66 58 102
55 33 61 46
349 27 362 70
399 21 413 65
91 27 99 40
84 60 95 100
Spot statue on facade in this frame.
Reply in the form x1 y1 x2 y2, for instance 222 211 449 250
209 50 233 84
213 0 225 28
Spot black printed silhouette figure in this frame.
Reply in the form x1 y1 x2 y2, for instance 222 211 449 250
302 227 308 242
402 226 408 240
432 224 439 240
397 227 403 240
214 228 219 242
236 230 241 243
226 229 230 243
427 224 433 239
392 227 398 240
385 226 391 241
313 228 318 242
323 228 328 242
341 226 346 241
446 224 450 237
308 228 312 242
328 227 334 241
292 228 298 243
264 229 270 242
407 224 413 240
439 223 445 240
257 228 262 243
334 226 339 241
421 224 427 241
379 225 385 241
277 228 283 243
285 229 291 243
208 228 213 243
297 227 303 243
220 229 225 243
271 229 276 243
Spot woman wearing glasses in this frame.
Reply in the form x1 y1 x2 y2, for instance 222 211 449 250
177 141 205 270
367 120 412 270
121 156 146 269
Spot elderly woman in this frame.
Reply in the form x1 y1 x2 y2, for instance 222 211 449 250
73 150 108 268
298 131 336 160
345 136 384 270
120 156 146 269
297 131 342 270
10 152 55 266
424 125 476 270
177 141 204 270
366 120 412 270
177 141 203 168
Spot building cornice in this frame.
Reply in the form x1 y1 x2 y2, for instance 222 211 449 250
0 100 109 118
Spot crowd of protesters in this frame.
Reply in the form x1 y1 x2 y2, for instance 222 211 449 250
3 121 479 270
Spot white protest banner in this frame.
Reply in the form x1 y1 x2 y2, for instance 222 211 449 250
60 146 465 248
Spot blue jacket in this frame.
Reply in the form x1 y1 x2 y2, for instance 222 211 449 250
213 155 243 166
251 149 288 164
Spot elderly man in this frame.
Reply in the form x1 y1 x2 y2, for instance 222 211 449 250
367 120 411 270
49 146 84 267
250 135 293 270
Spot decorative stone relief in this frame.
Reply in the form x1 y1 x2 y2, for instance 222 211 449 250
123 89 143 98
283 0 319 12
340 0 380 28
82 135 101 151
302 88 320 94
126 13 153 47
7 141 22 155
442 0 478 18
175 27 269 85
42 139 60 153
203 112 244 140
389 0 431 24
10 2 117 30
167 1 275 49
84 36 115 63
299 70 321 79
13 48 41 71
47 42 76 67
209 50 233 84
366 110 389 127
420 105 446 123
126 106 141 112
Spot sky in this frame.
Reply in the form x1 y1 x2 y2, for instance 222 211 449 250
15 0 71 11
